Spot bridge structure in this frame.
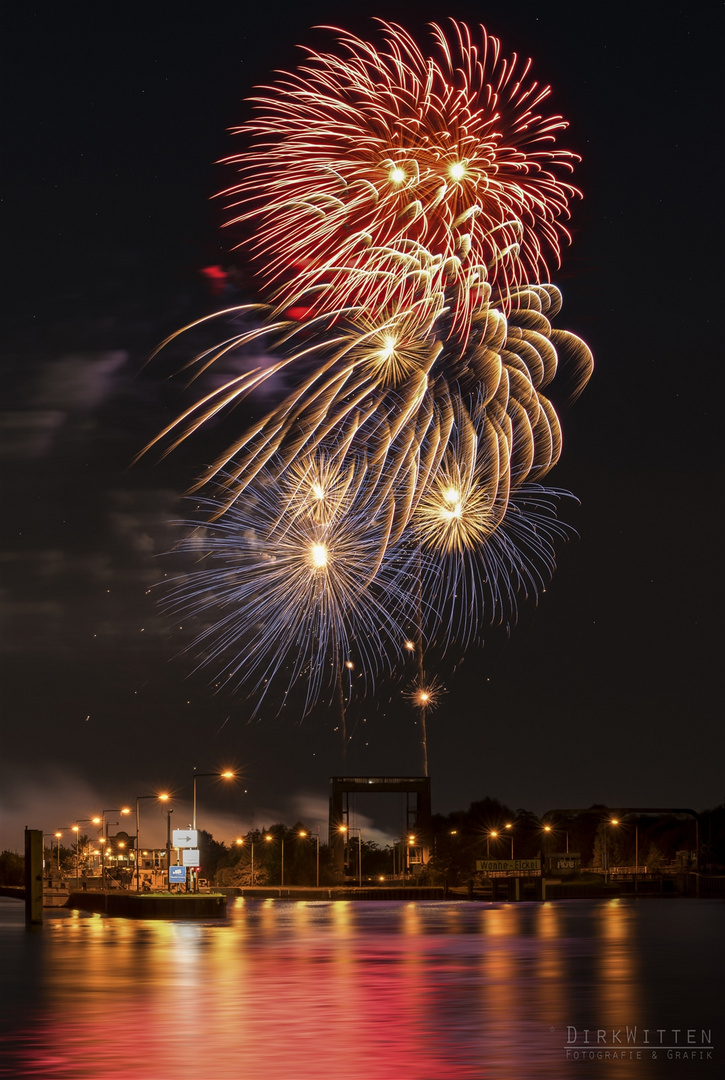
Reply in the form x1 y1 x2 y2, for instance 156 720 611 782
329 776 432 879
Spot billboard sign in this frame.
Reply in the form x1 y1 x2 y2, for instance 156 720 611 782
476 858 541 874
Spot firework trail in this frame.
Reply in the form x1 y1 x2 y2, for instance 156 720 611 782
144 21 593 738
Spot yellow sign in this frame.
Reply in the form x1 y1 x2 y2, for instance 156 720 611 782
476 859 541 874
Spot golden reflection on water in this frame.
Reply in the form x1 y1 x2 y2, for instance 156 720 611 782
535 903 566 1025
3 898 716 1080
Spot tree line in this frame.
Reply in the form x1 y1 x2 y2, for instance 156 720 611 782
2 798 722 888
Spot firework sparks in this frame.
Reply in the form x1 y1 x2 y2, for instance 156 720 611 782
163 462 422 714
143 20 593 750
404 675 446 712
222 21 580 338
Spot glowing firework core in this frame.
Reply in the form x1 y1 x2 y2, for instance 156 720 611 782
310 543 328 569
380 337 397 361
440 488 464 522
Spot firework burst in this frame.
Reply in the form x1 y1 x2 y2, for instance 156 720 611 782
404 674 446 712
164 463 422 713
222 20 580 338
143 20 593 746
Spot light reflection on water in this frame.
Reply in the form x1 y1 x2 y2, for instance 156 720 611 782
0 898 721 1080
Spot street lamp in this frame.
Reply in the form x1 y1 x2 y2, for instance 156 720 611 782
486 830 498 857
191 769 236 830
406 833 417 883
235 837 257 886
610 816 639 894
504 823 514 859
299 830 320 888
190 769 236 889
166 806 174 892
264 833 285 887
99 807 130 889
339 825 362 888
71 818 100 885
135 793 169 892
543 823 569 854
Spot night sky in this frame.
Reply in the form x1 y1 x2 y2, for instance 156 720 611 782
2 1 722 852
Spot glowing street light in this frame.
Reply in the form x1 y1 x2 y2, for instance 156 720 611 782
339 825 362 888
504 823 514 859
71 818 100 884
543 823 569 854
404 833 418 884
235 837 257 886
192 769 236 830
486 830 498 857
190 769 237 892
610 816 639 893
264 832 285 887
135 793 169 892
99 807 131 889
299 829 320 888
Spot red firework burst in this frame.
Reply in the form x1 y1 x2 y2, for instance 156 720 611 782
220 20 581 338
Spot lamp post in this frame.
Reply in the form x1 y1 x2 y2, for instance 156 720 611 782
264 833 284 887
190 769 236 893
610 816 638 894
504 823 514 859
100 807 130 889
166 807 173 892
405 833 417 885
55 826 77 879
543 823 569 854
71 818 100 885
135 794 169 892
100 827 118 887
299 830 320 888
71 826 80 882
486 830 498 857
604 817 621 884
339 825 362 888
235 838 257 886
192 769 236 829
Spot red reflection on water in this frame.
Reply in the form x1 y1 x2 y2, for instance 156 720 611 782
3 903 487 1080
1 898 687 1080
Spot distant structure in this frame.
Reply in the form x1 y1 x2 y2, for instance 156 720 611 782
329 776 432 879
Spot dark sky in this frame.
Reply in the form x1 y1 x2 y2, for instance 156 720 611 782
1 1 722 851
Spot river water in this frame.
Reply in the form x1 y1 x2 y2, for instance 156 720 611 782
0 897 721 1080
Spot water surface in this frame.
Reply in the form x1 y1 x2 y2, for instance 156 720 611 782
0 897 721 1079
